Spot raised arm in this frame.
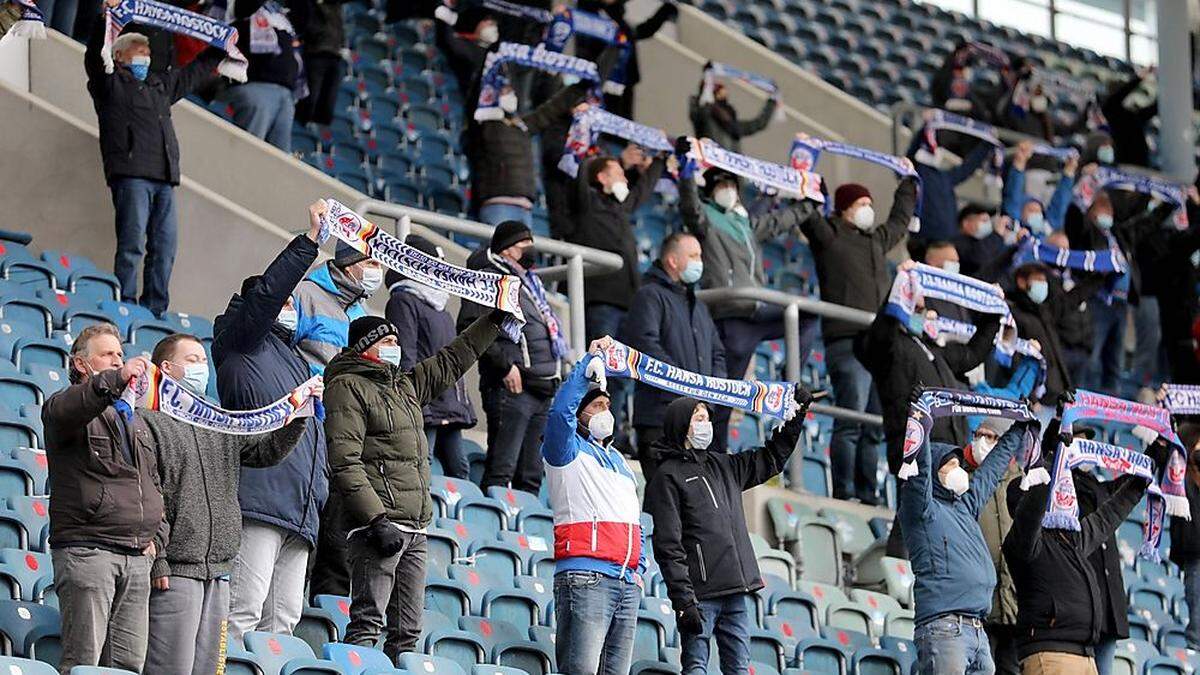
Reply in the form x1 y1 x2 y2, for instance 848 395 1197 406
1003 482 1048 563
411 314 501 405
735 96 776 139
1078 473 1150 556
751 198 820 242
633 2 676 40
624 157 666 214
84 11 112 98
962 421 1029 516
943 312 1001 375
898 425 936 520
647 476 697 612
1118 202 1177 248
165 46 224 103
214 233 318 357
541 353 597 467
949 141 994 186
42 368 129 435
873 175 919 250
678 175 709 237
524 46 620 134
1002 164 1027 221
727 400 807 489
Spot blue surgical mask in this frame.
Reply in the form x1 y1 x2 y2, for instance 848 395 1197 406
681 260 703 285
1027 280 1049 304
1097 145 1115 165
180 362 210 395
1095 214 1114 229
377 345 402 366
907 314 927 336
1026 212 1046 234
128 54 151 81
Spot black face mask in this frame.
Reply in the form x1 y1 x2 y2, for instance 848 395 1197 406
518 250 537 269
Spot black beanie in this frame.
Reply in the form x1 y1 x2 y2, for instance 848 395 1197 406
334 241 369 268
347 316 398 354
490 220 533 254
579 386 610 412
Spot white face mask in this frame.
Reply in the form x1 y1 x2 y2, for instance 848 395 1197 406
940 465 970 496
713 187 738 210
360 267 384 293
852 206 876 231
1030 95 1048 113
478 23 499 46
971 217 993 240
942 260 960 275
688 420 713 450
972 436 997 464
179 362 210 396
587 410 614 440
277 308 298 332
377 344 402 366
499 91 518 114
609 181 630 203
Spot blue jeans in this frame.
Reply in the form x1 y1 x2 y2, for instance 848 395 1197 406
681 593 753 675
426 426 467 480
826 337 884 504
585 303 632 435
1094 635 1116 675
1184 559 1200 650
553 571 639 675
479 203 533 227
914 616 995 675
1132 296 1163 388
110 177 178 317
221 82 294 152
1087 298 1128 393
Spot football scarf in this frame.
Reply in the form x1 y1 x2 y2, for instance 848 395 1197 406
103 0 247 81
474 41 600 121
680 136 824 203
558 107 671 177
0 0 45 44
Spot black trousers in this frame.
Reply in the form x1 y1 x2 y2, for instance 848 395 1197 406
296 53 342 126
308 497 351 601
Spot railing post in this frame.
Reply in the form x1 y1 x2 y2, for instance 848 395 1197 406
395 215 411 240
567 254 586 356
783 303 801 383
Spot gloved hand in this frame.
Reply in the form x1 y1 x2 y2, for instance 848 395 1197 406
674 135 691 157
366 516 405 557
909 382 926 405
1055 389 1075 418
488 308 513 328
794 385 814 410
677 604 704 636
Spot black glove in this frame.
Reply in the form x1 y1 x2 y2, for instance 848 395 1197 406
488 308 512 328
367 516 406 557
674 135 691 157
794 385 814 409
909 382 926 405
677 604 704 636
1055 389 1075 418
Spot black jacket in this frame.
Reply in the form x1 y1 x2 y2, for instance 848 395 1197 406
1007 273 1106 404
457 249 562 394
298 0 347 57
1065 202 1176 306
387 284 476 428
621 263 726 428
1101 74 1157 168
232 0 300 89
1004 472 1147 660
566 156 665 309
574 0 674 118
434 17 487 94
953 232 1010 280
857 308 999 474
688 96 774 155
1074 469 1130 640
1170 474 1200 566
85 16 223 186
800 177 917 341
646 397 803 610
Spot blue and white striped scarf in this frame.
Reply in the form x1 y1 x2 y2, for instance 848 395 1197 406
0 0 45 44
933 316 1047 402
1011 237 1127 275
789 135 922 221
474 41 600 122
915 109 1004 184
1074 165 1189 227
544 8 630 95
103 0 246 81
681 136 824 203
475 0 552 23
884 262 1010 327
558 107 671 177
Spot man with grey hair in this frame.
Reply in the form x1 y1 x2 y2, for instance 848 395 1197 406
41 323 166 673
84 0 225 317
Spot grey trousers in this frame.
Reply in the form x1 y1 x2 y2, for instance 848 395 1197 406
228 520 310 642
344 528 427 661
146 575 230 675
52 547 151 675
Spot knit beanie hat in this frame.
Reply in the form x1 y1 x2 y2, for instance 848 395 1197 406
579 386 610 413
334 241 369 268
490 220 533 254
347 316 398 354
834 183 871 214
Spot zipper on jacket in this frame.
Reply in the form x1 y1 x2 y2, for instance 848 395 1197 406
619 524 634 581
378 463 397 509
695 543 708 582
385 407 395 433
591 516 598 551
685 475 720 510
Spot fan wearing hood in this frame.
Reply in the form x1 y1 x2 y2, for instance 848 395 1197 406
645 387 812 674
899 408 1036 675
540 340 646 675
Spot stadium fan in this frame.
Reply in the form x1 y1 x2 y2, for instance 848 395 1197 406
1001 141 1078 234
952 206 1013 281
689 66 778 154
573 0 678 119
1140 186 1200 385
295 0 350 127
1101 68 1159 168
432 4 496 95
1161 423 1200 651
909 136 997 243
221 0 302 152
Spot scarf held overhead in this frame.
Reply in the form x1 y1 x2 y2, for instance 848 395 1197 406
1165 384 1200 415
558 107 671 177
1074 165 1189 228
0 0 45 44
103 0 246 81
317 199 526 342
475 41 601 121
789 134 922 223
885 262 1010 327
683 137 824 203
544 8 630 95
597 340 798 421
933 316 1048 401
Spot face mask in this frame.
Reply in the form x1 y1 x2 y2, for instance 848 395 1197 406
587 410 614 440
1025 211 1046 234
499 92 518 114
277 308 298 332
360 267 384 293
478 23 499 46
377 345 402 366
680 259 704 285
1097 146 1115 165
942 260 960 275
907 313 927 336
177 362 209 395
518 249 537 269
713 187 738 210
972 436 997 464
609 181 630 203
851 206 876 231
128 54 150 81
688 420 713 450
940 465 970 496
971 218 993 239
1030 95 1048 113
1027 279 1049 304
965 363 985 387
1095 214 1114 229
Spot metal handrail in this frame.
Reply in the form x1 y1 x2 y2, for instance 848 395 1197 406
354 199 625 356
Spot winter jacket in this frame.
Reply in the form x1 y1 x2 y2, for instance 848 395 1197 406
574 0 675 118
800 177 918 341
293 261 369 374
978 460 1022 627
1074 469 1130 640
1007 272 1107 404
41 368 167 553
324 315 500 530
953 232 1010 281
857 309 1000 475
1001 165 1074 230
909 139 994 242
299 0 346 56
567 156 666 310
212 235 328 546
1065 202 1177 306
387 283 476 429
541 354 646 584
144 414 306 580
688 96 774 154
1168 473 1200 568
1101 74 1157 168
85 16 223 186
899 424 1026 626
679 177 819 320
232 0 300 89
1004 472 1148 660
457 249 563 393
646 396 804 611
434 17 487 94
621 263 726 428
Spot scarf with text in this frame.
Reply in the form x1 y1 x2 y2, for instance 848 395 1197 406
789 135 922 222
558 107 671 177
1074 165 1189 228
1011 237 1128 275
681 136 824 203
0 0 44 44
544 8 630 95
915 109 1004 185
597 339 798 420
885 262 1010 328
900 388 1041 482
1165 384 1200 415
475 0 552 23
933 316 1048 401
1030 143 1079 163
317 199 526 341
474 41 600 121
698 62 783 122
104 0 246 81
486 251 567 360
116 364 322 434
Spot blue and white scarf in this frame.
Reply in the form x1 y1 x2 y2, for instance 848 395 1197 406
1011 237 1127 275
475 0 552 23
544 7 630 95
915 109 1004 185
681 136 824 203
317 199 526 342
934 316 1048 402
1165 384 1200 415
0 0 45 44
474 41 600 122
789 135 922 223
1029 143 1079 163
104 0 247 81
487 251 567 360
884 262 1010 328
558 107 671 177
598 340 799 421
699 61 783 121
1074 165 1189 228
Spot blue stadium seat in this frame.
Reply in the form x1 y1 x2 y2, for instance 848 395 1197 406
469 537 526 580
0 601 58 657
878 636 917 674
482 588 544 630
425 577 472 619
424 629 486 672
7 497 47 552
96 301 155 335
397 652 467 675
0 550 51 603
0 656 56 674
312 595 351 639
0 375 42 408
224 642 266 675
852 647 904 675
66 669 135 674
0 242 56 292
0 299 52 339
323 642 393 675
296 605 340 654
244 631 344 674
161 313 213 340
793 637 848 674
0 413 41 451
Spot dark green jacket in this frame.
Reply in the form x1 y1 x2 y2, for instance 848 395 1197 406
323 315 500 529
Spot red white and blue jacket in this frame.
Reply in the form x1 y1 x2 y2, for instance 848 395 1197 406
540 354 645 584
